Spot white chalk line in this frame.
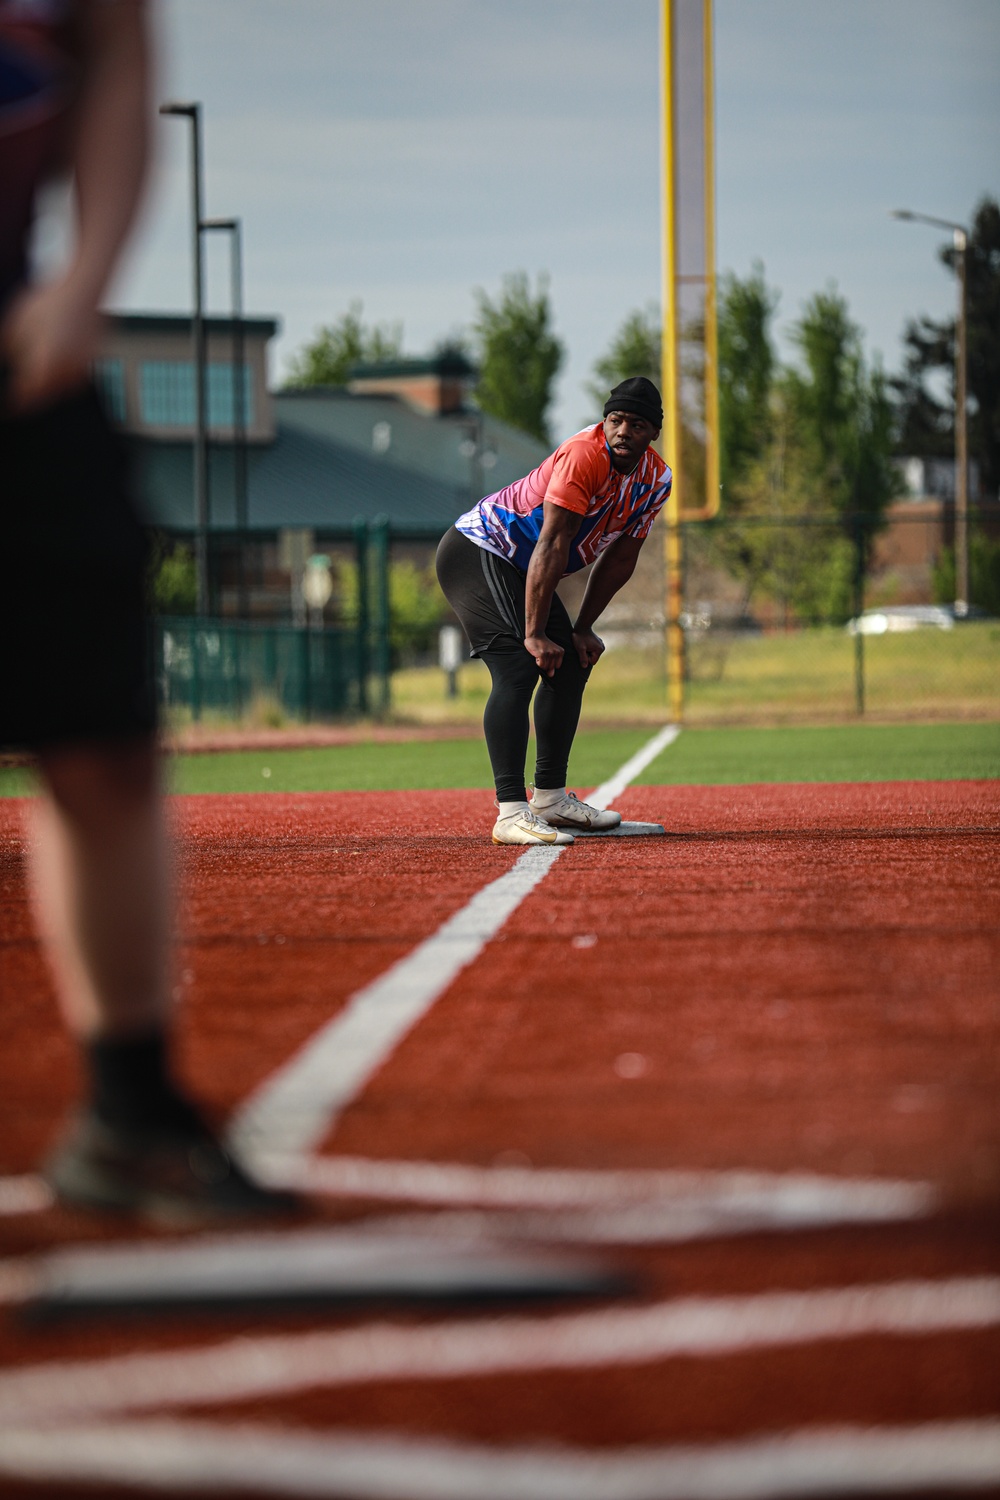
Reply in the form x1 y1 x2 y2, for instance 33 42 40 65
299 1196 924 1249
1 1418 999 1499
0 1159 937 1305
264 1154 935 1219
1 1276 997 1426
228 723 680 1166
253 1158 937 1247
0 1175 52 1216
0 1158 937 1251
584 722 681 810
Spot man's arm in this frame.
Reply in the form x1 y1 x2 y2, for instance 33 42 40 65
571 534 645 668
524 502 582 676
1 0 152 411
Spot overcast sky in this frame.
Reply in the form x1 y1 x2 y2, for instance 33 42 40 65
106 0 999 439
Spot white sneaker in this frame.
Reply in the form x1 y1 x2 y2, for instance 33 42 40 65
529 789 622 832
492 807 575 846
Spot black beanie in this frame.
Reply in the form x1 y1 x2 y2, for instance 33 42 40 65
603 376 662 429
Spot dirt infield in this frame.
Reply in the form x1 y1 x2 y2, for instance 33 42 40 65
0 779 997 1497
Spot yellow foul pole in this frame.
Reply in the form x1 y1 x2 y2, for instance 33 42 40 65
661 0 685 723
661 0 720 723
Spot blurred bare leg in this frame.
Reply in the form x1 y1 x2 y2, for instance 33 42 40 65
28 738 297 1219
28 738 168 1040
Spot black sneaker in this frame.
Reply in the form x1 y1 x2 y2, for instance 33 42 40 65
45 1112 301 1226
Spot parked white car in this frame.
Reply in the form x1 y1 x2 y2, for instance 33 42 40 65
847 605 955 636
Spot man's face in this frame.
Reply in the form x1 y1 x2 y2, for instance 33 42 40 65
603 411 659 472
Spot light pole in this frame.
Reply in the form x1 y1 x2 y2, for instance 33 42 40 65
160 101 209 616
201 216 248 618
890 208 970 616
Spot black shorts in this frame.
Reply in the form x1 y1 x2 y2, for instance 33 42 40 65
0 384 157 751
435 526 576 657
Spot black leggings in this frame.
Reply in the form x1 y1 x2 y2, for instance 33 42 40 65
435 527 589 801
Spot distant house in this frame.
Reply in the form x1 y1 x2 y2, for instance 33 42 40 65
98 313 547 618
896 455 982 504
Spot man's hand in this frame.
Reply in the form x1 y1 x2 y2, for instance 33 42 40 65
1 0 151 415
1 279 101 414
524 633 565 677
572 628 605 670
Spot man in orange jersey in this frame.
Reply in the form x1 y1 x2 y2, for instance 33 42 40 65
436 377 671 846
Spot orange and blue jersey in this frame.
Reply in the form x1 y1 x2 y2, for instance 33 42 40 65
454 423 672 574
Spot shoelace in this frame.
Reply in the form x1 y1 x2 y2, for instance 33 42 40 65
519 808 555 830
538 792 596 818
495 801 557 830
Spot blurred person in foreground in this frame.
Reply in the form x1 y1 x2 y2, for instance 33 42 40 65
0 0 294 1222
436 379 671 845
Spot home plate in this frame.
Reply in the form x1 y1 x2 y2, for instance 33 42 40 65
574 821 666 838
10 1227 625 1316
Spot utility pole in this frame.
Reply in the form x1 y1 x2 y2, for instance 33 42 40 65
161 102 210 616
202 217 249 617
954 226 969 615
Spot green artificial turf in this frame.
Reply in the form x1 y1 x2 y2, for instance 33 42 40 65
633 720 1000 786
167 728 652 795
1 721 996 798
167 738 494 794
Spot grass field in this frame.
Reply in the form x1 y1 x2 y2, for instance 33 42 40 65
1 721 996 797
392 622 1000 727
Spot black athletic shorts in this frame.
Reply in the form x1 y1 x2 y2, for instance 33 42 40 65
0 383 157 751
435 525 575 657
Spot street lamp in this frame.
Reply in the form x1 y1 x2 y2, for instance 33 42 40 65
890 208 970 616
160 101 209 616
201 216 249 617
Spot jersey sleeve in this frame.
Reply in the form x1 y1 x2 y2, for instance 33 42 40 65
542 439 608 515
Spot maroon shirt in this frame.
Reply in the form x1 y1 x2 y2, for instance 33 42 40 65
0 0 81 307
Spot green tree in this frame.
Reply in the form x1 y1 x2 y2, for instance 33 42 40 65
339 557 449 663
587 303 661 413
786 287 898 527
717 263 778 497
891 196 1000 497
891 313 952 461
715 394 856 624
588 268 778 490
933 530 1000 615
285 300 404 388
149 537 197 615
472 272 563 443
715 286 896 624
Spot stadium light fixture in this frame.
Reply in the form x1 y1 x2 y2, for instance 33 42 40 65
890 208 970 616
201 217 249 618
160 101 210 616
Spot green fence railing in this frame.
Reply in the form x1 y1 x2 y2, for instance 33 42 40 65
155 618 372 721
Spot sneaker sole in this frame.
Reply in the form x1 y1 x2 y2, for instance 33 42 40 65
46 1141 300 1227
530 811 621 832
491 831 572 846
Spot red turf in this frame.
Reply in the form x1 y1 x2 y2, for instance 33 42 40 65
0 780 996 1494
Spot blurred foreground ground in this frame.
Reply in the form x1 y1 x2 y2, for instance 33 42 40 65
0 778 997 1497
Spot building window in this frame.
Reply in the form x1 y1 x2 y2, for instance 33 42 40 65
94 358 126 423
140 361 253 429
141 360 195 426
207 362 254 428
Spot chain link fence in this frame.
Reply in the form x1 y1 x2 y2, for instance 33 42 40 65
594 508 999 725
155 618 371 722
681 511 998 723
154 511 998 727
